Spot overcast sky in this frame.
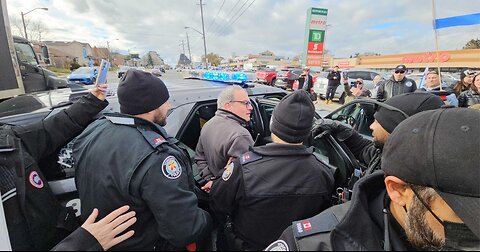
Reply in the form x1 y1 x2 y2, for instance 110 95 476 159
6 0 480 66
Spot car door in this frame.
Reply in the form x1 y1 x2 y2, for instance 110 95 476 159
325 99 376 139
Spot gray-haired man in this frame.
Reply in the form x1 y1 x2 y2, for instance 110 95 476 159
195 86 254 193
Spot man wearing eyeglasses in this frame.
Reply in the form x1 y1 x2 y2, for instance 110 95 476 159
377 64 417 100
195 86 254 193
195 86 255 250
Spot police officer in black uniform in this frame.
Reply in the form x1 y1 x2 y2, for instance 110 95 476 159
210 90 335 250
267 108 480 251
312 92 445 193
0 85 109 250
74 70 212 250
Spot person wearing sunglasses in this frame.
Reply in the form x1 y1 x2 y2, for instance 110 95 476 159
268 107 480 251
377 64 417 100
350 78 372 98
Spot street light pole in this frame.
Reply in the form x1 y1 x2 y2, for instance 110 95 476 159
184 26 207 68
185 31 192 67
199 0 208 69
21 7 48 40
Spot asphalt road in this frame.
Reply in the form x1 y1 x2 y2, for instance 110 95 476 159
105 69 342 113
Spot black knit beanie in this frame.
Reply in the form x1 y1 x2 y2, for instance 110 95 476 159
270 90 315 143
374 92 444 133
117 69 170 115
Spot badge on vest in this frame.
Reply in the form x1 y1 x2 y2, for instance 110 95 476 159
265 240 289 251
406 81 412 87
222 162 234 181
29 171 44 189
162 156 182 179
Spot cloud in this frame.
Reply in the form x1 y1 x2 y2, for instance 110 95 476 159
6 0 479 66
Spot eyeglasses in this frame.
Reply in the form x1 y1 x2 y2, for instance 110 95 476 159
356 81 363 84
230 100 252 107
394 70 405 74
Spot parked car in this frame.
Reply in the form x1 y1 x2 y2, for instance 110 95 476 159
313 69 382 104
117 66 130 78
151 68 163 77
0 79 382 248
67 67 98 85
256 68 277 86
274 68 303 90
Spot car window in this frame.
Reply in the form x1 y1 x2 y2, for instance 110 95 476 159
327 102 375 137
178 102 217 151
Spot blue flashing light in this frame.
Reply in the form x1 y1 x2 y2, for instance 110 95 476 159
212 71 220 81
219 72 229 81
204 71 213 80
232 73 247 82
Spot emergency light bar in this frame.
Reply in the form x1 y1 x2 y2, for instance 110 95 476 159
184 69 255 84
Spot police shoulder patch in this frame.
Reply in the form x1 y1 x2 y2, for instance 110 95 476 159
265 240 289 251
162 156 182 179
222 161 234 181
29 171 44 189
406 81 412 87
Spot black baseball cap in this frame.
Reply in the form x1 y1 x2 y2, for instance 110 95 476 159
383 108 480 238
394 64 407 72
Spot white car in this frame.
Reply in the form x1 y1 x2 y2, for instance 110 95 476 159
313 69 382 104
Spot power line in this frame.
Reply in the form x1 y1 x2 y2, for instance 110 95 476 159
206 0 226 34
217 0 255 36
210 0 242 34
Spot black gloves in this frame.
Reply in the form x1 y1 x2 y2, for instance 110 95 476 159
311 118 354 141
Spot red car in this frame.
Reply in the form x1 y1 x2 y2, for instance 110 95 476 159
256 68 277 86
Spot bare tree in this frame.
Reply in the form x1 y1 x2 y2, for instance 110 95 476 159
9 16 48 41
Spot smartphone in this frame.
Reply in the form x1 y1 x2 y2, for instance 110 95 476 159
96 59 111 86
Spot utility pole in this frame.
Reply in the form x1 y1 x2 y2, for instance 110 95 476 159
186 31 192 67
179 40 186 55
199 0 208 69
106 40 111 63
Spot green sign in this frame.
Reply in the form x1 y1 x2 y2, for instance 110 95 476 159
309 30 325 42
311 8 328 16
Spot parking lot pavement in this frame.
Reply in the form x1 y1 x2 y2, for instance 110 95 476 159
313 99 341 112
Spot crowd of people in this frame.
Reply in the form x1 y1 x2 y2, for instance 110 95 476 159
322 64 480 109
0 67 478 251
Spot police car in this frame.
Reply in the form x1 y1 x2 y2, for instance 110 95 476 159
0 77 375 249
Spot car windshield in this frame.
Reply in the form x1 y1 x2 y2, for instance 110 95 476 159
73 68 93 74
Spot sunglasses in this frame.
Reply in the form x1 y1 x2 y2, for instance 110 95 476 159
356 81 363 84
395 70 405 74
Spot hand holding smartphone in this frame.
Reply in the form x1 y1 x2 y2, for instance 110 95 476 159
96 59 111 86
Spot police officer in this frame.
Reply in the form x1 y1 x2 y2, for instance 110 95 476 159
377 64 417 100
74 70 212 250
312 92 444 187
267 108 480 251
210 90 335 250
0 85 109 250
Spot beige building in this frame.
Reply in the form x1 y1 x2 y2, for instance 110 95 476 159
44 40 92 66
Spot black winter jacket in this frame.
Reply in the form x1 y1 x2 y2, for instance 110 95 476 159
0 93 108 250
458 89 480 107
327 71 341 87
210 143 334 250
74 113 212 250
268 171 416 251
377 76 417 100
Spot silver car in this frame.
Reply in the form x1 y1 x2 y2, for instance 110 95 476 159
313 69 382 104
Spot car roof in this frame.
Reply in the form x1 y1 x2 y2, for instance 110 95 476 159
164 79 286 108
